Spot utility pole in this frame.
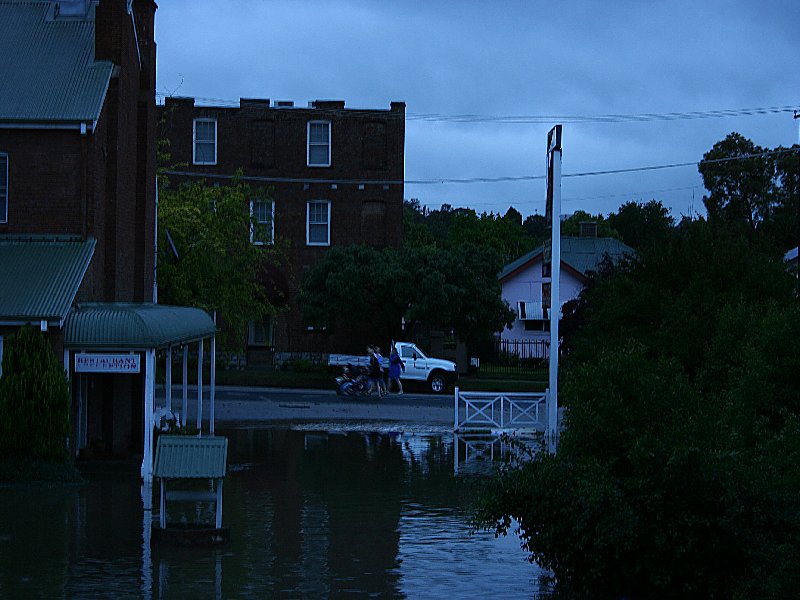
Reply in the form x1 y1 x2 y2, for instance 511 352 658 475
545 125 562 447
794 112 799 292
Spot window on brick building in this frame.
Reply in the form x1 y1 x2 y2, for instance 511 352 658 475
193 118 217 165
248 317 273 347
307 200 330 246
307 121 331 167
0 153 7 223
250 199 275 245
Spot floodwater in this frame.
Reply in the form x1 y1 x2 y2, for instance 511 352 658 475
0 427 547 599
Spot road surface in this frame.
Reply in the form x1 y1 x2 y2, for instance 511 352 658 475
156 385 455 429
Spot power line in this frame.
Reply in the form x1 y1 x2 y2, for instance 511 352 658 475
156 92 800 125
161 147 799 187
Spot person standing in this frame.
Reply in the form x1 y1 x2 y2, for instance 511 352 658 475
368 346 385 398
387 344 405 394
374 346 387 396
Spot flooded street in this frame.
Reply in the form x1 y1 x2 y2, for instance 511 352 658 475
0 427 546 599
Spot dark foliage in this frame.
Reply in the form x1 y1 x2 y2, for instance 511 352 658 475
0 326 70 462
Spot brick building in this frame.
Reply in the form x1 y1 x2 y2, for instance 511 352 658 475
158 97 406 359
0 0 216 472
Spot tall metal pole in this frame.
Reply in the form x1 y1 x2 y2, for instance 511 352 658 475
547 125 562 443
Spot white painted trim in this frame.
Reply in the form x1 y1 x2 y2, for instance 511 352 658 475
141 349 156 483
193 118 217 165
0 122 95 131
306 200 331 246
210 336 216 436
307 120 331 167
196 339 204 432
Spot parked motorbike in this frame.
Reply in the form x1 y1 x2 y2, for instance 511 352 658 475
335 365 370 396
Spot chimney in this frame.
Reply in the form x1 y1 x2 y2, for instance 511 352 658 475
239 98 270 109
55 0 90 18
312 100 345 110
579 221 598 238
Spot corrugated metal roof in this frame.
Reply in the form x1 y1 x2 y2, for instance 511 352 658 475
64 303 217 349
0 1 112 124
0 235 96 321
499 236 634 280
154 435 228 479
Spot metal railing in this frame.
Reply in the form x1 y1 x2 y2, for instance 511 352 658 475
454 387 548 432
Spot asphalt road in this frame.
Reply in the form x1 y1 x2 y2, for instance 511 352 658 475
156 385 455 427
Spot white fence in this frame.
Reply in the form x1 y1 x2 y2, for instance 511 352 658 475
454 387 548 432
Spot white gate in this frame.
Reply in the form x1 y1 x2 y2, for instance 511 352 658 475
454 387 548 432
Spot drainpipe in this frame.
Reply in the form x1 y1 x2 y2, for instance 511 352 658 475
153 178 158 303
80 122 89 238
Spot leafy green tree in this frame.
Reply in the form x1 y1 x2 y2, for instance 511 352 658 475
0 326 70 461
476 220 800 598
560 210 619 238
297 243 514 345
157 178 289 351
698 133 800 251
522 213 548 245
606 199 675 249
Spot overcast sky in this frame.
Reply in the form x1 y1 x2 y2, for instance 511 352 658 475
155 1 800 220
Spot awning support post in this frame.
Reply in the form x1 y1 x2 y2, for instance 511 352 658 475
165 346 172 414
141 349 156 483
196 339 204 435
210 336 216 435
182 345 188 427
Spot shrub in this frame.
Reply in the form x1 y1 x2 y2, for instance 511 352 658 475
0 326 70 461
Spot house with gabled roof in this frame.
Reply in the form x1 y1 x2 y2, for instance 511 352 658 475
498 234 634 342
0 0 217 480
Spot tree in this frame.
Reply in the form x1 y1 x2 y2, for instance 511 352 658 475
699 132 780 237
606 200 675 249
297 243 514 345
476 220 800 598
560 210 619 238
157 178 289 351
0 326 70 461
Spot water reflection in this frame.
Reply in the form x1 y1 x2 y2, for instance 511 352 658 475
0 428 546 599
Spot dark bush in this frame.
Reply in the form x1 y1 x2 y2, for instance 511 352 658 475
0 326 70 461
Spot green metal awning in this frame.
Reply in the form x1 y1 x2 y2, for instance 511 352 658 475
0 235 96 324
64 303 217 350
154 436 228 479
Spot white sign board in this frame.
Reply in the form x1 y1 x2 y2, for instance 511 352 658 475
75 353 141 374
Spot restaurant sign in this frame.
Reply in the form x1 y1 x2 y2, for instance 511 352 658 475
75 353 140 374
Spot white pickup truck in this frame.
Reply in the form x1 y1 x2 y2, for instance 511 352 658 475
328 342 458 393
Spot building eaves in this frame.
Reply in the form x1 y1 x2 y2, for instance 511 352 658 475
0 235 96 324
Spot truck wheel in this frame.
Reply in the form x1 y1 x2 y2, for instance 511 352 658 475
429 371 446 394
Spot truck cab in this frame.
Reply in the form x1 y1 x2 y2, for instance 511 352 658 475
394 342 458 393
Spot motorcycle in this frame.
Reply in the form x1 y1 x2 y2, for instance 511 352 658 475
335 364 370 396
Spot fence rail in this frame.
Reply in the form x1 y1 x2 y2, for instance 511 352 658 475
471 338 550 379
454 387 548 432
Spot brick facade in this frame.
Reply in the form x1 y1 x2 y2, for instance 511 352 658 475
158 97 406 357
0 0 156 305
0 0 157 458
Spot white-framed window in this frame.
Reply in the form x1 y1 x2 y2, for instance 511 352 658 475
307 121 331 167
193 118 217 165
250 199 275 245
248 317 273 347
0 153 7 223
307 200 330 246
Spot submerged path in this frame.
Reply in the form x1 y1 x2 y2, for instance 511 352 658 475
156 385 454 427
